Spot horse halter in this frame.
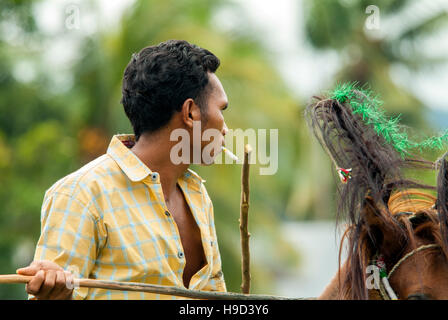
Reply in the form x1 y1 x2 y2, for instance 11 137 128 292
370 194 441 300
374 243 440 300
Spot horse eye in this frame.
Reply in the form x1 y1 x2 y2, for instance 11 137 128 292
407 293 430 300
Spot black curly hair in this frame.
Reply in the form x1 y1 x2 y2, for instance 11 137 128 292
121 40 220 140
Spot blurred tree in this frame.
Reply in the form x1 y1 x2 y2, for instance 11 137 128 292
0 0 303 298
286 0 448 220
0 0 80 299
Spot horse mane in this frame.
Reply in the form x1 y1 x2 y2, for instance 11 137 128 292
306 92 448 299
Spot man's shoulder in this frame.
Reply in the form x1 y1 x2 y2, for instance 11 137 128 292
44 153 121 201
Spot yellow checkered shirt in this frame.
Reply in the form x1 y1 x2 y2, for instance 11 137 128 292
32 134 226 299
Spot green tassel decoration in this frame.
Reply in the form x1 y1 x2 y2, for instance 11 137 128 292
329 82 448 158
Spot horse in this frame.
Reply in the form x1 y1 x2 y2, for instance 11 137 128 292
305 87 448 299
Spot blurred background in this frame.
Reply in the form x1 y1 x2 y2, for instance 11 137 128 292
1 0 448 299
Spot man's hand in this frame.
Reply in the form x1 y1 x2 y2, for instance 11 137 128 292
16 260 74 300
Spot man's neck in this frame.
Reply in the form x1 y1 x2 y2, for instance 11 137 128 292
130 131 189 203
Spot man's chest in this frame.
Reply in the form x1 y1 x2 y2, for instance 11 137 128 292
95 185 211 281
166 187 203 248
167 187 207 286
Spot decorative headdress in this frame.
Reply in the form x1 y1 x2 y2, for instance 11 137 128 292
330 82 448 160
309 82 448 184
305 82 448 300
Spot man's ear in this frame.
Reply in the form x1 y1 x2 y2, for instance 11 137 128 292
181 98 202 129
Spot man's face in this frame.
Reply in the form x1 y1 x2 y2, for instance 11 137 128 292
198 73 228 164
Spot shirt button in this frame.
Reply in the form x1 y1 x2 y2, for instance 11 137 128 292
178 252 184 259
165 211 171 217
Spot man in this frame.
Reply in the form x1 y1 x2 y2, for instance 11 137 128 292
17 40 229 299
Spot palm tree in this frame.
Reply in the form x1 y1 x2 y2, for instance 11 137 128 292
286 0 448 220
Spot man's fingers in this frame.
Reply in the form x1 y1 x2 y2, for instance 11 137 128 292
17 261 41 275
54 271 74 299
52 271 67 296
16 266 38 276
38 270 57 299
17 260 64 277
26 270 45 295
64 271 74 290
39 260 64 271
24 266 74 300
19 260 73 299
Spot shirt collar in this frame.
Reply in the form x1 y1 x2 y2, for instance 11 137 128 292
183 168 206 184
107 134 152 182
107 134 206 185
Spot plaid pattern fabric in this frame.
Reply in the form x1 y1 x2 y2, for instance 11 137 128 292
32 134 226 299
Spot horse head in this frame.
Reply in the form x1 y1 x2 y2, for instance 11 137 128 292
306 86 448 299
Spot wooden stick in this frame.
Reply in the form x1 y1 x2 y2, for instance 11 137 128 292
0 274 305 300
240 144 252 294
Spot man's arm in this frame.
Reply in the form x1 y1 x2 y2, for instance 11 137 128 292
18 192 105 300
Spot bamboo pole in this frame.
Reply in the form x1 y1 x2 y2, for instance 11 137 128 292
0 274 305 300
240 144 252 294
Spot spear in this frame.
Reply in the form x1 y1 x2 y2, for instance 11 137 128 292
0 274 304 300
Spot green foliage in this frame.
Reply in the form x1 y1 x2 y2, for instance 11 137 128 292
0 0 302 298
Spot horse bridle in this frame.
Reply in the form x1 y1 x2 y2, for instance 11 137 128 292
374 243 440 300
370 202 443 300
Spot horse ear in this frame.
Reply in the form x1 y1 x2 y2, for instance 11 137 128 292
305 94 403 226
361 196 404 257
436 152 448 253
